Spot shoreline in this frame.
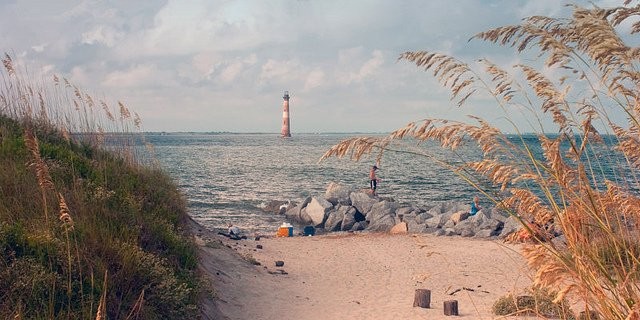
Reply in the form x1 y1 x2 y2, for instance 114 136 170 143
189 216 533 320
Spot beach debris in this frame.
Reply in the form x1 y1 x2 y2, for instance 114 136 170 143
444 300 459 316
448 288 462 295
413 289 431 308
275 260 285 267
268 269 288 275
256 245 263 249
449 287 489 295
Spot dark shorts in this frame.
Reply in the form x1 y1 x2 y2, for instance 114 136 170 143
370 179 377 190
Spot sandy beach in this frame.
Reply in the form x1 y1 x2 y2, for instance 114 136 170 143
192 219 534 320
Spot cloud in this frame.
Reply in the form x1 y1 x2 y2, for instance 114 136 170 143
81 25 123 47
304 68 325 91
102 64 163 88
0 0 627 132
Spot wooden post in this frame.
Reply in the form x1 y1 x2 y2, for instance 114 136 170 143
413 289 431 308
444 300 459 316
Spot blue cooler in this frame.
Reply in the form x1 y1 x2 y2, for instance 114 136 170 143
303 225 315 236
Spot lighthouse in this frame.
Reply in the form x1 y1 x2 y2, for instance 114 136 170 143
281 91 291 137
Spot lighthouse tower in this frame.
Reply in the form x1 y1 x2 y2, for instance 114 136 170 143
281 91 291 137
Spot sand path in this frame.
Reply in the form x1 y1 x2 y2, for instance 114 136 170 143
192 219 534 320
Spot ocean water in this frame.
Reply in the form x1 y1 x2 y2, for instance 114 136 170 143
147 133 484 234
147 133 633 235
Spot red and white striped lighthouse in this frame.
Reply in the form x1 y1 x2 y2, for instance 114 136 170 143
281 91 291 137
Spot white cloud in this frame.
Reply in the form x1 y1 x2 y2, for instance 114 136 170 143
102 64 160 88
218 61 245 83
303 68 325 91
81 25 123 47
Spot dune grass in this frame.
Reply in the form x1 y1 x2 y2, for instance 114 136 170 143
323 2 640 319
0 55 199 318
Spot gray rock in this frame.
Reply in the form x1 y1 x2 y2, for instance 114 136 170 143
285 197 313 224
479 219 503 233
444 228 457 236
340 206 358 231
285 204 303 223
474 229 494 238
351 221 367 231
366 200 399 224
432 229 446 236
300 208 313 225
414 212 432 224
324 207 345 231
350 191 378 216
498 215 522 238
425 214 445 228
325 182 353 205
450 211 470 224
459 228 474 237
306 197 333 227
396 206 415 218
367 214 396 232
407 220 427 233
443 219 456 229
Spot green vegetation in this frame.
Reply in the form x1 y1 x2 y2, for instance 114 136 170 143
0 54 199 318
324 2 640 319
493 287 574 319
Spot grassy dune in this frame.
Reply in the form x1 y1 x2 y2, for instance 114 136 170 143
0 55 199 318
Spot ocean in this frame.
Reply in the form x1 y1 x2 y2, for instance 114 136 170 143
146 132 631 235
147 133 486 234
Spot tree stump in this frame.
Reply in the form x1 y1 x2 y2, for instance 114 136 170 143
413 289 431 308
444 300 459 316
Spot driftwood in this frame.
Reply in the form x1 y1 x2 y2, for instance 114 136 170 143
413 289 431 308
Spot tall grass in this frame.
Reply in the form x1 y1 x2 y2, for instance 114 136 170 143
0 54 198 318
323 2 640 319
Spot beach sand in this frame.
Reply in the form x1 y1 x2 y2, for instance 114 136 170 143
191 219 533 320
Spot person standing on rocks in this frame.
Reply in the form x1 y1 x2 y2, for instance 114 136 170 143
369 165 380 196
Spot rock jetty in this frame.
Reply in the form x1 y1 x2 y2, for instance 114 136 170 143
272 182 522 239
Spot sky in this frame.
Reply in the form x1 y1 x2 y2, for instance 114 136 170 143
0 0 627 133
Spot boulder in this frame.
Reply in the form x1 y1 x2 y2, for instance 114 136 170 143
450 211 470 224
367 214 396 232
444 228 457 236
340 206 358 231
284 196 312 224
479 219 503 234
285 204 303 222
474 229 494 238
432 229 446 236
407 220 427 233
325 182 353 205
498 215 522 238
396 206 415 218
366 200 399 224
350 191 378 216
414 212 432 224
425 210 455 229
351 221 367 231
300 208 313 225
390 222 408 234
306 197 334 227
324 207 345 232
